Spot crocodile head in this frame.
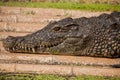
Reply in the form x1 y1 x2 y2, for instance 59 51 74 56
3 18 88 54
3 12 120 58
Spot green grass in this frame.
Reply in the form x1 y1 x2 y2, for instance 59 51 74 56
0 1 120 11
0 74 120 80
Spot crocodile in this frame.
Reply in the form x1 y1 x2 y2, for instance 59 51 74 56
3 12 120 58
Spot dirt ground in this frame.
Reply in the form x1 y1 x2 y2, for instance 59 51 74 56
0 6 120 76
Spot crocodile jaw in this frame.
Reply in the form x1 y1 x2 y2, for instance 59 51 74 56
3 36 65 53
3 36 17 52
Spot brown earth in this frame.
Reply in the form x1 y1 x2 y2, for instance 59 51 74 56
0 6 120 77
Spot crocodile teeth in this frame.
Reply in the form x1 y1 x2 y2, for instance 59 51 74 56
12 47 15 51
32 48 35 53
39 45 42 47
7 48 10 51
28 48 31 51
38 41 63 48
22 45 24 49
17 43 22 49
19 46 21 49
24 46 27 51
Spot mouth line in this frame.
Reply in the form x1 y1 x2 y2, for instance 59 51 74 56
4 36 81 53
5 39 64 53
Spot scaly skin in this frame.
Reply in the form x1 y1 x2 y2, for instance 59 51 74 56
3 12 120 58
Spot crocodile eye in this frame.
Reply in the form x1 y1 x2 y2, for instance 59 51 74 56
53 27 61 31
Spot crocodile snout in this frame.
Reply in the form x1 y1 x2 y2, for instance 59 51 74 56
3 36 17 52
